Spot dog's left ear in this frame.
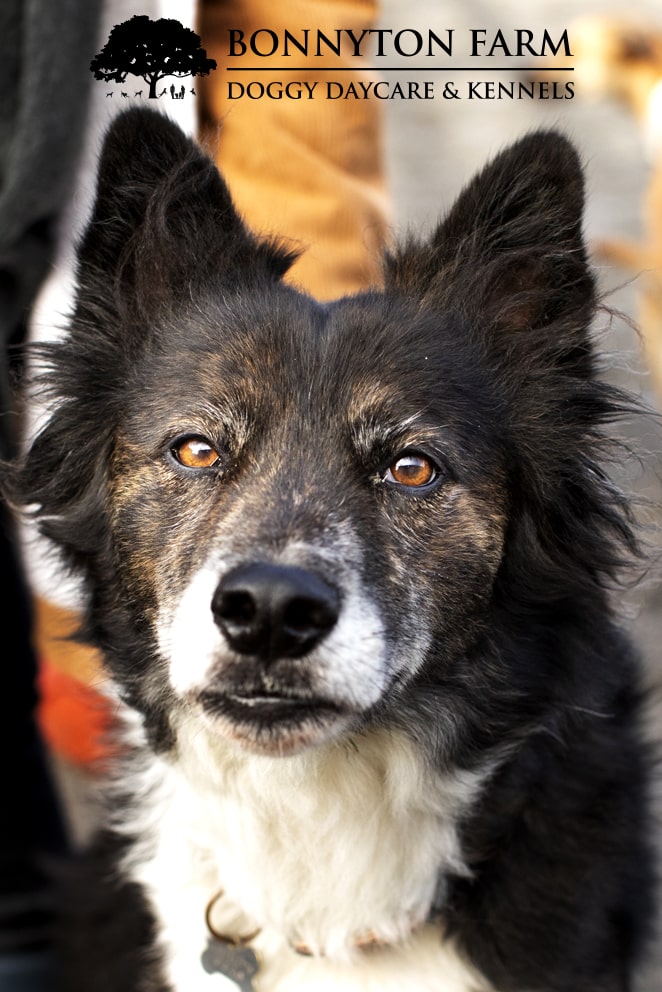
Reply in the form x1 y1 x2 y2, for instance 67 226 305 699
79 109 296 315
385 132 595 371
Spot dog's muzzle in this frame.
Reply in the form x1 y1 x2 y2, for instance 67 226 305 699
165 552 386 754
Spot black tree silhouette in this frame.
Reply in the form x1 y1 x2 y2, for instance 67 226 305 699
90 16 217 99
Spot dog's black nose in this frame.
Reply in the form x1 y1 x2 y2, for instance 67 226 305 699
212 563 340 660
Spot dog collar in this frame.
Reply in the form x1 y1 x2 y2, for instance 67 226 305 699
202 891 261 988
202 887 428 986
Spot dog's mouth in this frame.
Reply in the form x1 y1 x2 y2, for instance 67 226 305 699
204 689 342 721
195 688 352 755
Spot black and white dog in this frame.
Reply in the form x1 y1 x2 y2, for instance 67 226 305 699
15 109 655 991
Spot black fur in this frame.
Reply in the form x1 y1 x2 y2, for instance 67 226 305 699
52 831 164 992
12 109 655 990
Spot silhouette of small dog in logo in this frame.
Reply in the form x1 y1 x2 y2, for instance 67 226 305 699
91 14 216 100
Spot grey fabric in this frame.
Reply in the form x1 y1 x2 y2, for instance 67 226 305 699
0 0 101 452
0 2 100 978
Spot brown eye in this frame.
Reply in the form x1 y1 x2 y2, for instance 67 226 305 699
171 436 220 470
384 453 438 489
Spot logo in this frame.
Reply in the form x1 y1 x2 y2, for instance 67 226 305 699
91 18 574 105
90 15 217 100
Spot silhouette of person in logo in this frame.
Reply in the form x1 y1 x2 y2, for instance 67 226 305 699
170 83 175 99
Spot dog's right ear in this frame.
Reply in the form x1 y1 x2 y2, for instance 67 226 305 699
384 131 595 377
79 109 295 315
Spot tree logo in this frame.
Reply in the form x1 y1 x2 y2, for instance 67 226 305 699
90 15 217 100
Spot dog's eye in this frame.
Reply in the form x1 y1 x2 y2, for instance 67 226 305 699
170 436 220 470
383 453 438 489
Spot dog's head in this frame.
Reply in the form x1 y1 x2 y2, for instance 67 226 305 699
17 110 634 757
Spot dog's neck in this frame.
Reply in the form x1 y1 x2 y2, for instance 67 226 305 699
122 713 490 961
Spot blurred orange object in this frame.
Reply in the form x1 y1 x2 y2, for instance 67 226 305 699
37 661 116 768
33 597 116 767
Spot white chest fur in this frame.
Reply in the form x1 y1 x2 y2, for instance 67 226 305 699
124 717 493 991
